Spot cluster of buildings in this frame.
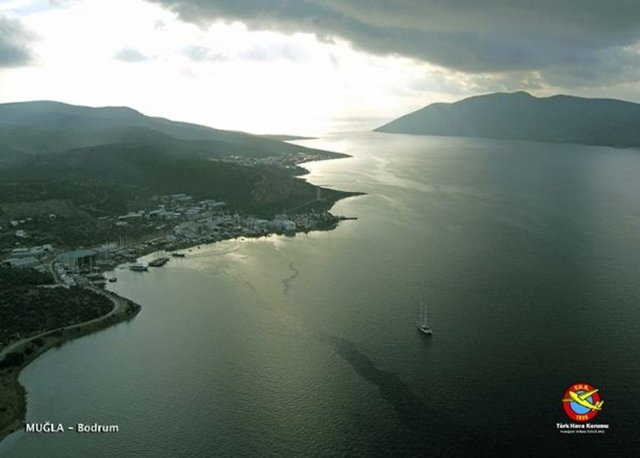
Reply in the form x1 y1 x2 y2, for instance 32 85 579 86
169 210 342 245
110 195 228 230
171 213 297 243
214 152 326 169
1 244 54 269
2 192 345 287
109 193 303 244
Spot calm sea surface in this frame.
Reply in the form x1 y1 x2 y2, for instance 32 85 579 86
2 132 640 456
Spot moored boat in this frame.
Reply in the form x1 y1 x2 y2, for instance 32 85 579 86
129 261 148 272
149 257 170 267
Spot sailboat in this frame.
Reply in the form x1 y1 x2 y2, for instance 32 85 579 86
417 300 432 336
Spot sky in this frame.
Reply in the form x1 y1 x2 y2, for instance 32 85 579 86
1 0 639 135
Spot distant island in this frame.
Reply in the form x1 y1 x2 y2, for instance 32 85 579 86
375 91 640 148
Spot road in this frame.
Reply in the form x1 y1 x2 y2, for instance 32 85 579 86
0 288 128 362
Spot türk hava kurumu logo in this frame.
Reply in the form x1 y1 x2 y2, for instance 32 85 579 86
562 383 604 422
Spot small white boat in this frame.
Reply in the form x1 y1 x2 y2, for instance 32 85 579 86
417 300 432 336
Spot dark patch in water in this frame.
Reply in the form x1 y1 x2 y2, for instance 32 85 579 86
324 335 505 456
281 262 300 294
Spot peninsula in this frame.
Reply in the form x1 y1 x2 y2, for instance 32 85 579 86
0 101 362 250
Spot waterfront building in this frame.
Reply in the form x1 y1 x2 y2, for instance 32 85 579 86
60 249 99 271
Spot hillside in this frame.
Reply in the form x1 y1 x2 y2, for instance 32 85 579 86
375 92 640 148
0 143 351 215
0 101 346 161
0 101 358 248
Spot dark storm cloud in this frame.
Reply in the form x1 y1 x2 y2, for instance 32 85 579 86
149 0 640 85
0 16 35 68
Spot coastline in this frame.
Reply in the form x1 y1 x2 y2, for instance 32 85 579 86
0 213 356 444
0 289 141 442
108 157 365 266
0 154 363 445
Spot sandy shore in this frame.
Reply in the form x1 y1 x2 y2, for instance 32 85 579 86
0 289 141 442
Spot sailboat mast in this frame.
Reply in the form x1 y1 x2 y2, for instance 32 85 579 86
416 294 433 335
424 302 428 326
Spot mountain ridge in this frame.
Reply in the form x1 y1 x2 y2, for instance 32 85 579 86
375 92 640 148
0 100 346 164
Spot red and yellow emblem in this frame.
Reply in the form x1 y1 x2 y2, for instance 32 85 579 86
562 383 604 422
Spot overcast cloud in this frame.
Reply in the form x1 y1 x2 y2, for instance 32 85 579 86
2 0 638 134
150 0 640 87
0 15 34 68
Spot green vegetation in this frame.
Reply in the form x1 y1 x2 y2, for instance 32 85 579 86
0 266 140 440
0 101 356 250
0 144 347 213
0 180 151 215
0 266 52 289
0 179 160 247
0 144 355 249
0 199 79 219
0 267 112 348
0 353 24 370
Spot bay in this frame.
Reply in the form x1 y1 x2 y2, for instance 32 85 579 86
2 132 640 456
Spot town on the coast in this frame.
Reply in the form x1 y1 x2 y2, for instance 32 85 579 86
0 188 356 439
0 98 361 442
1 191 353 285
